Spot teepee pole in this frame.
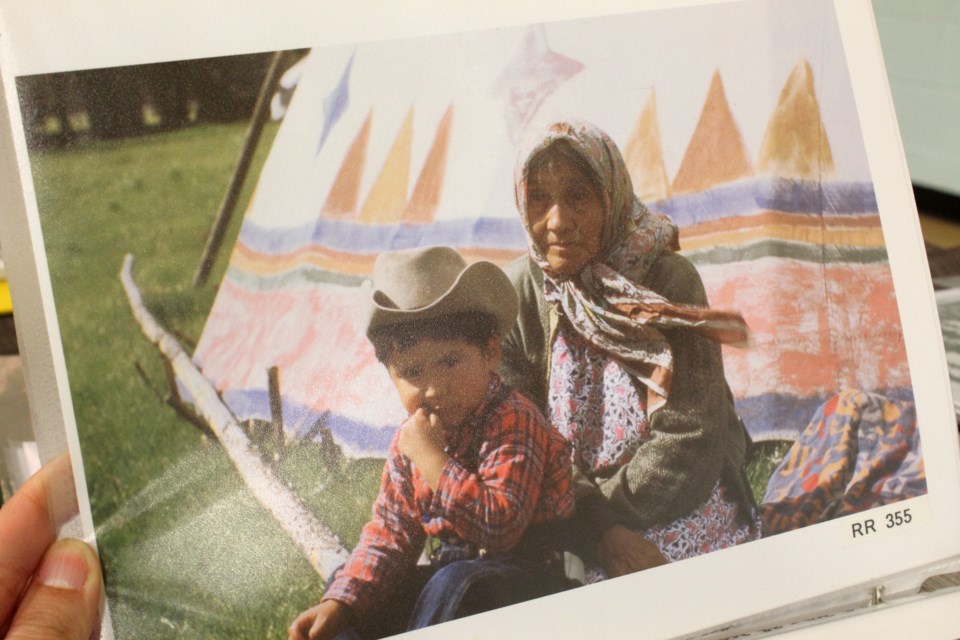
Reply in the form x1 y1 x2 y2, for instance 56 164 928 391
123 254 349 575
193 50 286 288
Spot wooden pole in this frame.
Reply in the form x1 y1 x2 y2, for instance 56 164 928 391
192 50 286 288
122 254 348 575
268 365 284 460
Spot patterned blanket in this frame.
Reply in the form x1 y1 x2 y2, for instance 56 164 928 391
760 389 926 535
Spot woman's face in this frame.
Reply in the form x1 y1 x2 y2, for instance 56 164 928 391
525 150 606 277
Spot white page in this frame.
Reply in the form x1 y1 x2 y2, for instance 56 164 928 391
1 1 958 639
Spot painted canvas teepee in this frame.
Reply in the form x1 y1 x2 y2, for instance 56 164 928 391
664 60 905 439
193 2 911 455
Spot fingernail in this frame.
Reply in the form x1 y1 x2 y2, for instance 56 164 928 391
36 544 89 590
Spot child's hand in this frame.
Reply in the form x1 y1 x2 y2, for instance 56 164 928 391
288 599 350 640
398 408 444 459
398 409 449 490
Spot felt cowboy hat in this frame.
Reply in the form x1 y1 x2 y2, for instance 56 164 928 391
362 246 518 336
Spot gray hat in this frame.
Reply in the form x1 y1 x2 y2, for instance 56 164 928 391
362 246 518 337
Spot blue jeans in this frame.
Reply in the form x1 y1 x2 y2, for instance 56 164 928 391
329 553 571 639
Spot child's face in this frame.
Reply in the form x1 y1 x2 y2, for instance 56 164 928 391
386 336 502 436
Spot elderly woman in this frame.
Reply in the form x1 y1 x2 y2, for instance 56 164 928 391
499 121 758 581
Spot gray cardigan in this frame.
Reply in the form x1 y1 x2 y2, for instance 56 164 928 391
498 253 754 556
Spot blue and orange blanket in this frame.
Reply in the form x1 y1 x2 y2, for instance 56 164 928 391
760 389 926 535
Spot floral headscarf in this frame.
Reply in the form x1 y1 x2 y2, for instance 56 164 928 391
515 121 748 412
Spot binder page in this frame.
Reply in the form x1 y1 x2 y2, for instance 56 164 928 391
1 0 957 638
772 587 960 640
934 287 960 418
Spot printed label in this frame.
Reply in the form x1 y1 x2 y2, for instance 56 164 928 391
844 497 929 546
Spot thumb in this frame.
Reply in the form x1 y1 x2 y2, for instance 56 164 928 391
403 408 425 426
6 538 102 640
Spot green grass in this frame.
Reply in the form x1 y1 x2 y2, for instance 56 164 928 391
30 124 383 639
746 440 792 504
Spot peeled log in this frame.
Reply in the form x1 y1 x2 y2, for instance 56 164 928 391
120 253 349 576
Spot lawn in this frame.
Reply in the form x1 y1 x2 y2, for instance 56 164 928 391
31 123 382 639
29 122 787 639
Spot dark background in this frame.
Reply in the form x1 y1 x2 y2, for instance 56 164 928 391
16 50 306 147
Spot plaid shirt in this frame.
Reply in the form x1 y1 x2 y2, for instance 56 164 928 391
323 377 574 616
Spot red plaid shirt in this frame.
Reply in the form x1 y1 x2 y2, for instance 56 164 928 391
323 378 573 616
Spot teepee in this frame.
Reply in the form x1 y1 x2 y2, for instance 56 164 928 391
191 18 910 454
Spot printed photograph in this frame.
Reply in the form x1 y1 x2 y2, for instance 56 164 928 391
13 0 925 637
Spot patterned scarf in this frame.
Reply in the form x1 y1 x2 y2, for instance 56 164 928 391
515 121 748 412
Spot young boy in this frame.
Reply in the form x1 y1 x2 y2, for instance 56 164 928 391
289 246 574 640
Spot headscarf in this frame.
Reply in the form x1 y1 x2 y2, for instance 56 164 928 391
515 121 748 412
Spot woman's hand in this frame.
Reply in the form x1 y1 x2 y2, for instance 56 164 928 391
597 524 667 578
398 409 449 491
288 599 351 640
0 454 102 640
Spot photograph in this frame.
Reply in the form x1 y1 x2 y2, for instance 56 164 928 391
0 0 952 639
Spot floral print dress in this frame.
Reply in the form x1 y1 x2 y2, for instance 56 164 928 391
549 325 758 581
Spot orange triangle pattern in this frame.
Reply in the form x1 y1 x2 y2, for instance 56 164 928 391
623 90 671 202
672 70 754 195
319 58 841 223
321 110 372 219
358 107 414 223
757 59 835 180
403 105 453 224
